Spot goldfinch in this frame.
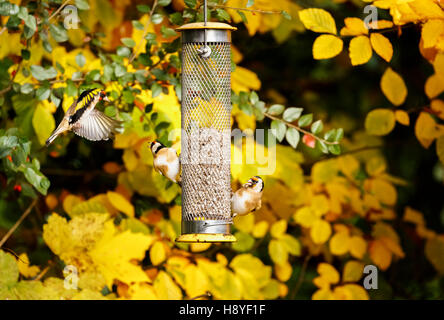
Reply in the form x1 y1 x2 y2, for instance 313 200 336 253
150 141 181 186
45 88 121 146
231 176 264 218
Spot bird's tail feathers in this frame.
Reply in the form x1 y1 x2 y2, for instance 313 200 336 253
46 120 69 146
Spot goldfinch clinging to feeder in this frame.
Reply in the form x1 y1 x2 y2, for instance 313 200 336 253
45 88 121 146
150 140 182 186
231 176 264 218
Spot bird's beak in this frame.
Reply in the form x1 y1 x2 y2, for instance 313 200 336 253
103 96 110 102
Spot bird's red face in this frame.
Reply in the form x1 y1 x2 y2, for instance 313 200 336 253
99 90 110 102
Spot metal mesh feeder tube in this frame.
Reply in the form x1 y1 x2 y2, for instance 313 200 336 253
176 22 237 243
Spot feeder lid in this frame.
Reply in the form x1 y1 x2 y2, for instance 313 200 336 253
176 22 237 31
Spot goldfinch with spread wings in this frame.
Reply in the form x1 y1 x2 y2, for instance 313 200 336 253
45 88 121 146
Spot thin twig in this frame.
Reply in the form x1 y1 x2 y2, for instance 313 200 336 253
129 0 158 64
263 112 339 146
208 4 282 14
0 199 38 248
49 0 72 21
291 253 312 299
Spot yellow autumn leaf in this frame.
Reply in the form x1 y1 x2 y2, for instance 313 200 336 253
341 284 369 300
234 214 255 233
349 235 367 259
434 53 444 75
437 135 444 165
275 261 292 282
153 271 183 300
312 35 343 60
311 194 330 216
365 109 396 136
294 207 318 228
268 239 288 265
329 230 350 255
63 194 83 216
340 17 368 36
431 100 444 120
367 20 393 30
425 74 444 99
425 236 444 274
90 221 153 287
107 191 134 217
370 33 393 62
395 110 410 126
349 36 372 66
270 219 287 239
231 66 261 93
150 241 166 266
317 263 340 284
342 261 364 283
381 67 408 106
252 220 269 238
403 207 425 226
17 253 40 278
183 264 209 298
32 103 56 146
371 178 397 206
312 287 334 300
369 239 392 270
310 219 332 244
415 112 444 148
299 8 337 34
422 19 444 48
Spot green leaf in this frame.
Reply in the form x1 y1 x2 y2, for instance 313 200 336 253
145 103 153 113
105 106 117 117
30 65 58 81
246 0 255 8
152 83 162 98
151 13 164 24
237 10 247 24
283 107 303 122
24 14 36 32
184 0 196 8
75 53 86 67
132 20 144 30
311 120 323 134
285 127 300 148
249 91 259 105
158 0 172 6
216 8 231 22
117 46 131 57
22 166 50 195
136 4 151 13
268 104 285 116
161 25 177 38
271 120 286 142
298 113 313 127
75 0 90 10
328 144 341 155
0 136 19 158
49 23 68 42
318 140 329 154
21 49 30 60
334 128 344 141
121 37 136 48
20 83 34 94
36 86 50 101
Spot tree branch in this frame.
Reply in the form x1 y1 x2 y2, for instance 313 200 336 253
290 253 312 299
0 199 38 248
129 0 158 64
263 112 339 146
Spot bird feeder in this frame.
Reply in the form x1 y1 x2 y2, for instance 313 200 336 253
175 21 237 243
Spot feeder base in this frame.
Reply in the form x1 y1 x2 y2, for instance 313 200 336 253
176 233 237 243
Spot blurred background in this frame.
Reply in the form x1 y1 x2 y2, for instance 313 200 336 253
0 0 444 300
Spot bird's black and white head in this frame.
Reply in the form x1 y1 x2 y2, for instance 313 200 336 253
150 140 165 155
246 176 264 193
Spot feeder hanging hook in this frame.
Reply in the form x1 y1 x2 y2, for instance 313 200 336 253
197 0 212 59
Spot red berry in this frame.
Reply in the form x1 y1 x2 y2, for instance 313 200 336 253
302 134 316 148
14 185 22 192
